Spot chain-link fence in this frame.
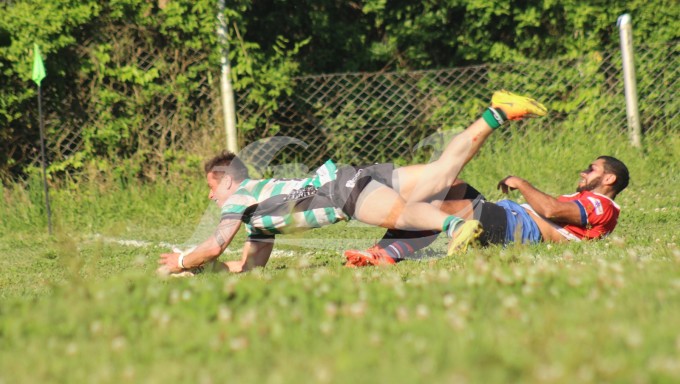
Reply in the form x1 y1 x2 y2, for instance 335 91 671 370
17 40 679 180
237 41 678 170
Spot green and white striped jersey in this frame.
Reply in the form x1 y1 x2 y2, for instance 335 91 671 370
220 160 348 237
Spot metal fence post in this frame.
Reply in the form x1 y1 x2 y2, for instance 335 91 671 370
217 0 238 153
617 14 642 148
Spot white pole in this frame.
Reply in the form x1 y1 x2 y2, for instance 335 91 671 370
217 0 238 152
617 14 642 148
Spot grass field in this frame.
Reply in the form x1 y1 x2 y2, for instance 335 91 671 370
1 125 679 383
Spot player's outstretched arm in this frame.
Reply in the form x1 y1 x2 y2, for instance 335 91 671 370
225 238 274 273
498 176 582 224
158 218 242 274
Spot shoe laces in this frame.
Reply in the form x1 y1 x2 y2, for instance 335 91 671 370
366 245 388 259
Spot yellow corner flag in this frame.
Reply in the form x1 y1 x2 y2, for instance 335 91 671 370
32 43 46 86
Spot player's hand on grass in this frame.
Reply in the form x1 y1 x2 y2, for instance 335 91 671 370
497 176 523 194
158 252 183 274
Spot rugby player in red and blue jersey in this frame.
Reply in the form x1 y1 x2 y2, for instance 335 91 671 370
344 156 629 267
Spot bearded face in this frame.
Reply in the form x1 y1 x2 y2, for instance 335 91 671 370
577 175 603 192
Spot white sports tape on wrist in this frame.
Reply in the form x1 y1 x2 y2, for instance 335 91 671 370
177 251 188 269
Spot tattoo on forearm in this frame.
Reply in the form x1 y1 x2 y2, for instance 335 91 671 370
214 230 226 246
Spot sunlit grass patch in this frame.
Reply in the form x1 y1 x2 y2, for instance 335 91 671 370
1 231 680 382
1 125 679 382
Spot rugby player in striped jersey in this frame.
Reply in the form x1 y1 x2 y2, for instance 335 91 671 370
158 91 547 274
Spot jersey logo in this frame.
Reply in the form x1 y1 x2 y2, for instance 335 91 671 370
586 196 604 215
283 185 318 201
345 169 364 188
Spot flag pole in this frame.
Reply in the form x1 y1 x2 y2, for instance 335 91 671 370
37 84 52 235
32 43 52 235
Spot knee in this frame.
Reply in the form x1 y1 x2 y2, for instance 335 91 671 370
380 201 405 229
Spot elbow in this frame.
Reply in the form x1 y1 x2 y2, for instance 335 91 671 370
542 209 557 220
207 245 223 259
197 246 223 265
541 204 562 220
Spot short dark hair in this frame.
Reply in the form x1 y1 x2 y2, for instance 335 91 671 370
204 151 249 181
598 155 629 197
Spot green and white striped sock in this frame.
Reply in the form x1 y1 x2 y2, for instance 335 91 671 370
443 216 464 238
482 107 508 129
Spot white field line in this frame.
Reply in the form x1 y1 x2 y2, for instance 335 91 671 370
87 234 445 261
89 234 381 253
88 234 301 259
88 232 405 260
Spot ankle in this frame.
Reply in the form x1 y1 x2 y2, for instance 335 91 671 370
443 216 464 237
482 107 508 129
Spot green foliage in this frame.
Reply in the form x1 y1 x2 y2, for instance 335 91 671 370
358 0 679 69
0 0 306 180
1 0 678 180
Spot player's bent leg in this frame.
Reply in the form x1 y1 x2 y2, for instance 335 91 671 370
352 181 450 231
392 165 475 202
351 181 405 228
345 199 480 267
345 218 484 267
405 91 547 204
404 130 476 204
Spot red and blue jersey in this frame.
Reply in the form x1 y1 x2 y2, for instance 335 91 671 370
556 191 620 240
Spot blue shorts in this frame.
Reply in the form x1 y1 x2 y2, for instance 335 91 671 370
495 200 542 244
